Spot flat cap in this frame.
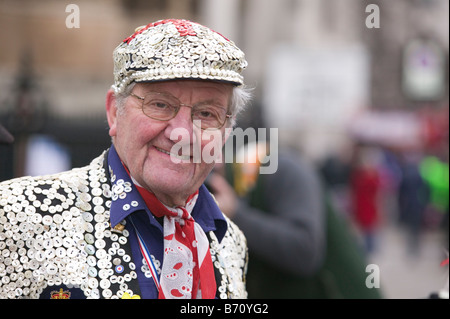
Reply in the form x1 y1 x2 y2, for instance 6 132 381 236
112 19 247 94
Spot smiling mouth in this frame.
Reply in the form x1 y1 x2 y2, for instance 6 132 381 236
155 147 191 161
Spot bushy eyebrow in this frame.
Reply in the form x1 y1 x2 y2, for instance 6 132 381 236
151 91 228 110
193 99 227 109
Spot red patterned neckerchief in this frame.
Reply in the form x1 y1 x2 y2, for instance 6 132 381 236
124 165 216 299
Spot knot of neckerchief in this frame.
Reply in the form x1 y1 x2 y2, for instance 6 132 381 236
123 164 216 299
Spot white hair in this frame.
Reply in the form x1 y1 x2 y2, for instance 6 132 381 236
229 85 253 127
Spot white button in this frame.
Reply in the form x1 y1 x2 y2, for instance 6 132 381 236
94 205 105 214
84 223 94 233
87 256 96 267
100 279 111 289
92 188 102 197
114 185 124 195
62 210 72 220
95 239 106 249
97 259 108 269
46 263 58 275
53 214 63 224
119 193 127 200
55 247 66 258
85 234 95 244
88 277 99 289
85 245 96 255
95 249 107 259
94 214 105 223
45 249 55 259
62 238 73 248
99 269 109 279
148 33 164 45
82 212 93 222
102 289 112 298
66 263 77 273
67 247 78 258
42 215 53 226
73 233 84 242
53 237 63 247
90 289 100 299
88 267 98 277
35 251 45 262
16 212 27 222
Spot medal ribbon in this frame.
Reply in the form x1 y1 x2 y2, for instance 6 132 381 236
129 217 161 292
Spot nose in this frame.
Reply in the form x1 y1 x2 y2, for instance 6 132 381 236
164 106 198 145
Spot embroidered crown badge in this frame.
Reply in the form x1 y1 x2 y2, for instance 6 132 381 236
50 288 71 299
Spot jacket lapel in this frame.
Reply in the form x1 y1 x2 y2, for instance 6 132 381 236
82 151 142 299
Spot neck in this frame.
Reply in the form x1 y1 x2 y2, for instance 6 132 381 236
126 168 192 208
150 190 190 208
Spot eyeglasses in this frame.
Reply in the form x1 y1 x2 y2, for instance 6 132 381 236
130 92 232 130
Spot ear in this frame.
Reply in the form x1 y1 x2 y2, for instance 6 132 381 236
106 89 118 137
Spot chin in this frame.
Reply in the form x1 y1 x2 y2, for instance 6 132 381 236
144 170 195 194
141 158 211 196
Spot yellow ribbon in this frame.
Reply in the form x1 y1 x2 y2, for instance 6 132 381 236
121 292 141 299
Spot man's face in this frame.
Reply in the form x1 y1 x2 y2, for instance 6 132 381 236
106 80 233 207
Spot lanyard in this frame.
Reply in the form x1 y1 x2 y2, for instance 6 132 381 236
129 217 160 291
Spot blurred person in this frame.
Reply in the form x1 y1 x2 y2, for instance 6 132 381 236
319 151 352 217
208 141 326 298
0 19 250 299
420 154 449 215
420 143 449 250
397 151 429 255
349 144 382 255
208 140 383 298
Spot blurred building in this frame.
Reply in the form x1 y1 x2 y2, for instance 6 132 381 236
0 0 448 180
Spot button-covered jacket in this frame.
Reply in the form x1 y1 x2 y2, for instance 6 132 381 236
0 151 248 299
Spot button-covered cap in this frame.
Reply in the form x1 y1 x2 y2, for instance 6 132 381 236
112 19 247 94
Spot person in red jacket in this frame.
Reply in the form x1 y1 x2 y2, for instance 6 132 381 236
350 145 382 255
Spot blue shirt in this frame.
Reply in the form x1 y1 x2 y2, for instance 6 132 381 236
107 145 227 299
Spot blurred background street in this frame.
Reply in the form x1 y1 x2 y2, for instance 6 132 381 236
0 0 448 299
368 222 447 299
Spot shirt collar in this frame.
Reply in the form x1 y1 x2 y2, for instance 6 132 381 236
106 145 228 242
193 184 228 242
107 145 147 228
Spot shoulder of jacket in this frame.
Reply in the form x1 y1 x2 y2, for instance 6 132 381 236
0 152 107 218
211 214 248 299
0 152 106 189
220 214 248 268
223 215 247 245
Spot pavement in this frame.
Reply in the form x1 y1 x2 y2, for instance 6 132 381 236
366 223 448 299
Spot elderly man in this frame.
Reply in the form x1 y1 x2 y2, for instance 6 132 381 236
0 19 249 299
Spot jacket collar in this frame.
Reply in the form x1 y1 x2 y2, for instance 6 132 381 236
106 144 227 242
